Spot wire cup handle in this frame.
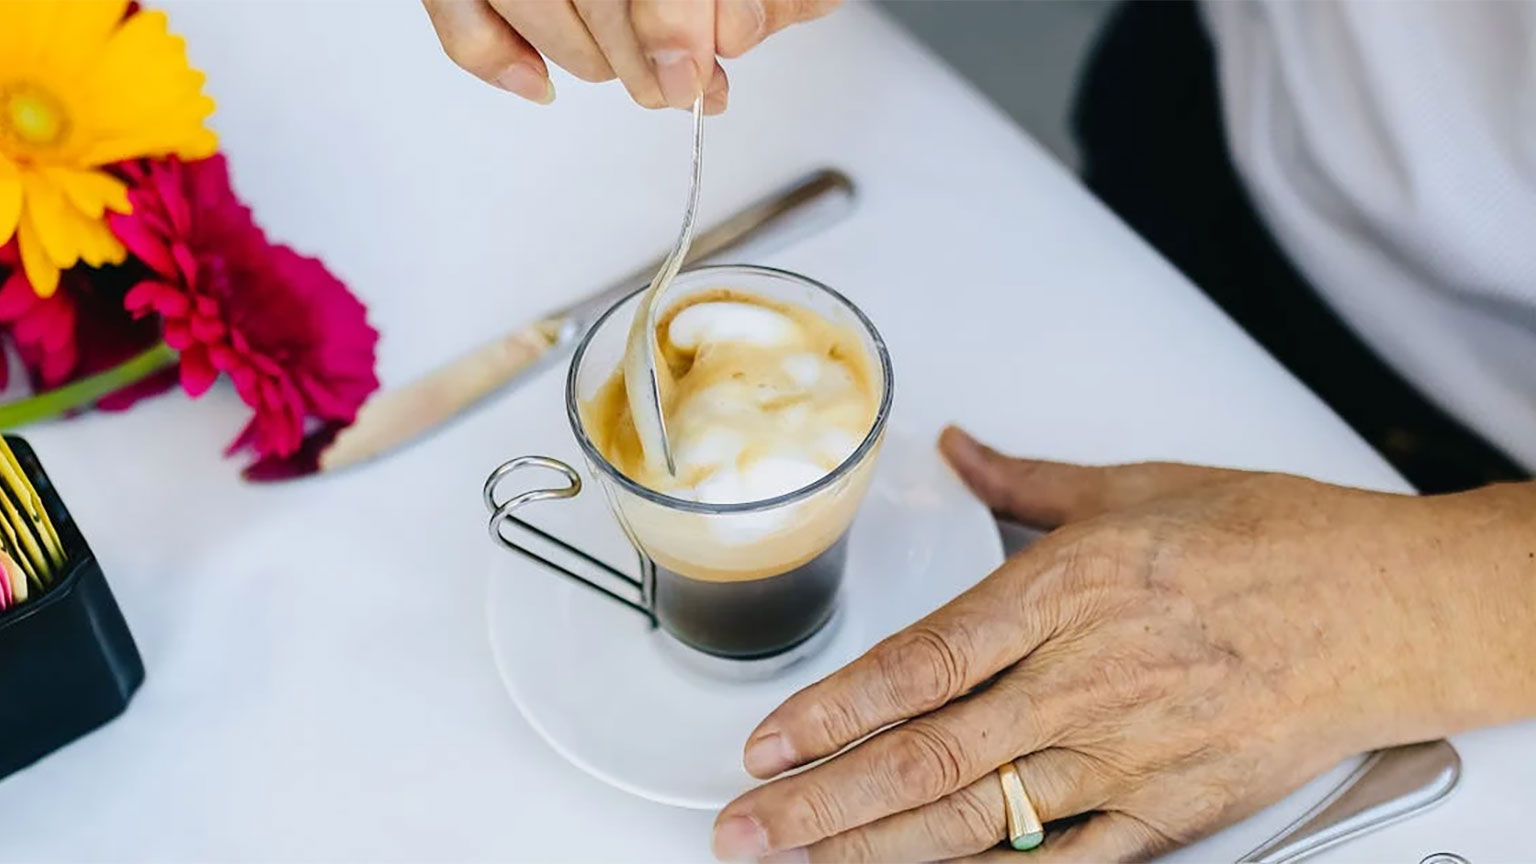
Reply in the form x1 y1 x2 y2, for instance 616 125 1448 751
483 455 656 625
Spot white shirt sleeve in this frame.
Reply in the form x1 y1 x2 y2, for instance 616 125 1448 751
1200 0 1536 470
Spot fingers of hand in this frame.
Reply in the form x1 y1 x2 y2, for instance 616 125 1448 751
940 425 1105 527
703 60 730 114
1023 811 1170 863
429 0 831 110
487 0 614 84
424 0 552 103
744 588 1044 779
632 0 715 108
950 850 1024 864
939 425 1238 528
1009 748 1114 829
789 773 1005 864
731 749 1112 863
559 2 728 112
572 0 663 108
822 749 1113 864
716 0 840 58
714 0 766 58
948 817 1162 864
720 674 1086 858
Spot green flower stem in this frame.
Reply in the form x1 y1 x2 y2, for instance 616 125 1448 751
0 342 179 429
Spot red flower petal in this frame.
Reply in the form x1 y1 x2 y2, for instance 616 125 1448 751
163 320 192 350
171 243 199 290
14 296 71 348
156 163 194 237
124 280 191 318
227 363 257 394
189 313 225 342
122 281 157 315
0 249 165 406
223 417 260 457
207 343 239 371
35 299 75 351
107 211 176 276
0 270 38 320
179 345 219 397
39 341 77 386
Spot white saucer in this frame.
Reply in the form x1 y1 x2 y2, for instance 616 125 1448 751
485 430 1006 810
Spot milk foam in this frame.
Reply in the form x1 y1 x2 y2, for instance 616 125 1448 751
582 286 886 582
586 290 878 504
658 301 870 508
668 301 798 349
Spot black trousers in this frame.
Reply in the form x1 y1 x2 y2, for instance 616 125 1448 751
1072 0 1529 494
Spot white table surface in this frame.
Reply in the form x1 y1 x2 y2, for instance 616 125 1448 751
0 2 1529 861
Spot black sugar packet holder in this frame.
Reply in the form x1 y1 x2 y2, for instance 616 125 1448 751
0 435 143 781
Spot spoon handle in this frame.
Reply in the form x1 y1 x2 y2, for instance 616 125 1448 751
1238 740 1460 864
644 94 706 305
627 96 705 477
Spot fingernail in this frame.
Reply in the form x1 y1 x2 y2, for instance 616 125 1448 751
495 64 554 104
761 849 808 864
719 0 766 50
743 731 795 776
650 48 699 108
939 425 975 458
712 815 768 862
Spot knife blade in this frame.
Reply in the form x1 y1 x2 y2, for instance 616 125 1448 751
243 168 857 482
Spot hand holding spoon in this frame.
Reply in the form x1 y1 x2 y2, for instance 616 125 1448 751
623 95 705 477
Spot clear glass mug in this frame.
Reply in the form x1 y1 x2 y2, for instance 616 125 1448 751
483 265 893 666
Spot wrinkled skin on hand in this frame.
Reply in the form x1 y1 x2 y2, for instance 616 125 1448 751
711 427 1536 863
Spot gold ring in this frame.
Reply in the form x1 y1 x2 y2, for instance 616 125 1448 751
998 761 1044 851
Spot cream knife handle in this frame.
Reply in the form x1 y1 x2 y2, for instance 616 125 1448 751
319 323 559 473
1238 740 1460 864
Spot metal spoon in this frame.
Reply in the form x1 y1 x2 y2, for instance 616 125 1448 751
623 95 705 477
1239 740 1461 863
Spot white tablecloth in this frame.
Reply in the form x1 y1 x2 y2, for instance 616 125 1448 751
0 3 1527 861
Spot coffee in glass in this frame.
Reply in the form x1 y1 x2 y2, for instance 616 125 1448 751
485 265 892 667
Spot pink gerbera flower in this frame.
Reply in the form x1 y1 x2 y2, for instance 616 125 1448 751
108 156 379 458
0 243 77 388
0 241 172 409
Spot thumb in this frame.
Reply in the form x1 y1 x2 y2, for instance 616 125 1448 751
939 426 1237 529
939 426 1104 528
716 0 841 58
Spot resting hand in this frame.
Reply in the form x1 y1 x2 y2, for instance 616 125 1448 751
712 426 1536 862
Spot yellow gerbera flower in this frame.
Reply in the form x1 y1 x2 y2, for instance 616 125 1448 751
0 0 216 296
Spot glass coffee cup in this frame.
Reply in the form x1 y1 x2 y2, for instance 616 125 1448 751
484 265 893 670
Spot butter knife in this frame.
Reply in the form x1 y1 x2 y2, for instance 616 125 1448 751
243 168 856 481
